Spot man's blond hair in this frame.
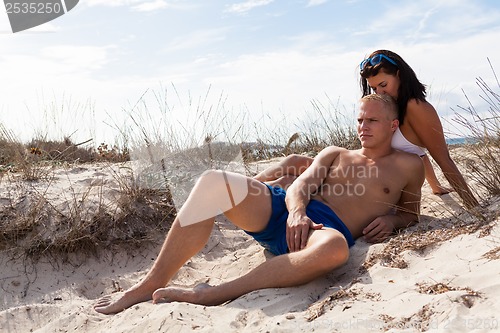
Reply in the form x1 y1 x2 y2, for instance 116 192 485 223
361 94 398 120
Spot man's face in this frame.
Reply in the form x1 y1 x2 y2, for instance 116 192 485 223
357 100 398 148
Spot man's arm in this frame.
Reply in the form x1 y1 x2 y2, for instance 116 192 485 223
363 154 425 243
285 146 343 252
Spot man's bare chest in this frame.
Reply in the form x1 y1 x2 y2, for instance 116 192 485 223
322 161 404 199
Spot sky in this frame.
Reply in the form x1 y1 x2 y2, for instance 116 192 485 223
1 0 499 147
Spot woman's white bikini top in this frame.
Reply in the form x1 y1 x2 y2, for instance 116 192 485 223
391 127 426 157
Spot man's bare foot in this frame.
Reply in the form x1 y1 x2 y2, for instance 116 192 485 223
152 283 220 306
94 289 153 315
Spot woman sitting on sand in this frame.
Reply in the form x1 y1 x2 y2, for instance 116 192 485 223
255 49 479 209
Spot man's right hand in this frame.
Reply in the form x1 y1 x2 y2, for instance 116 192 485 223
286 214 324 252
362 216 395 243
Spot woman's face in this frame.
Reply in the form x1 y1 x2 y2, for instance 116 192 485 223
366 70 400 100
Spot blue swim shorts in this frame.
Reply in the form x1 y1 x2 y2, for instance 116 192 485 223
245 184 355 256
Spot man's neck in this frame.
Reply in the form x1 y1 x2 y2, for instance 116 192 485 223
359 146 394 160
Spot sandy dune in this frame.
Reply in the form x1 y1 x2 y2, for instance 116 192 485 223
1 156 499 332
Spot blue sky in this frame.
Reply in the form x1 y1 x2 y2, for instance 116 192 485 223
1 0 499 145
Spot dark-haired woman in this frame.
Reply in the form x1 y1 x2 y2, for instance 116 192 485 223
255 50 478 209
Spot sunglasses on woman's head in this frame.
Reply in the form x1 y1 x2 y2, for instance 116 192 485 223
359 54 398 70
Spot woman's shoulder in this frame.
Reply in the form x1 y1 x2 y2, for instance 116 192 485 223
404 97 445 146
405 98 439 121
406 97 433 111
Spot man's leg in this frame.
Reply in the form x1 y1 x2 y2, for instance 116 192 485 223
151 227 350 306
94 170 273 314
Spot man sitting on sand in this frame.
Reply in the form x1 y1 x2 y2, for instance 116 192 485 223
94 94 424 314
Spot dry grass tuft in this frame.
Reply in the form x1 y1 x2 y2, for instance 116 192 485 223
0 125 25 166
96 142 130 162
27 137 95 163
378 284 481 330
0 181 176 262
415 281 479 296
451 62 499 196
415 281 481 309
362 210 496 270
482 246 500 260
416 282 458 294
0 130 130 182
384 304 435 332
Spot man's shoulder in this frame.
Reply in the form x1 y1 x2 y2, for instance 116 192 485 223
392 149 423 164
315 145 352 163
321 145 350 155
392 150 425 176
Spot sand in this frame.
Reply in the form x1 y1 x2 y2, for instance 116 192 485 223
0 156 499 333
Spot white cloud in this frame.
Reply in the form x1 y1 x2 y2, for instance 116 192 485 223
226 0 274 14
40 45 112 71
132 0 169 12
85 0 140 7
85 0 168 10
286 31 330 50
84 0 194 11
0 44 114 134
202 49 361 120
161 28 228 52
356 0 500 42
306 0 328 7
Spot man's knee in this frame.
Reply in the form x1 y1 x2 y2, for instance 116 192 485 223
313 232 350 270
197 170 250 206
196 170 225 193
198 169 222 182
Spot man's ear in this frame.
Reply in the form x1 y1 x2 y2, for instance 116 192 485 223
391 119 399 131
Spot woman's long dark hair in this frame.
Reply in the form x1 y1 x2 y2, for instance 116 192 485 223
360 50 426 124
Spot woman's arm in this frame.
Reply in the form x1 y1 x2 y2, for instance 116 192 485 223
406 99 479 208
421 154 452 195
